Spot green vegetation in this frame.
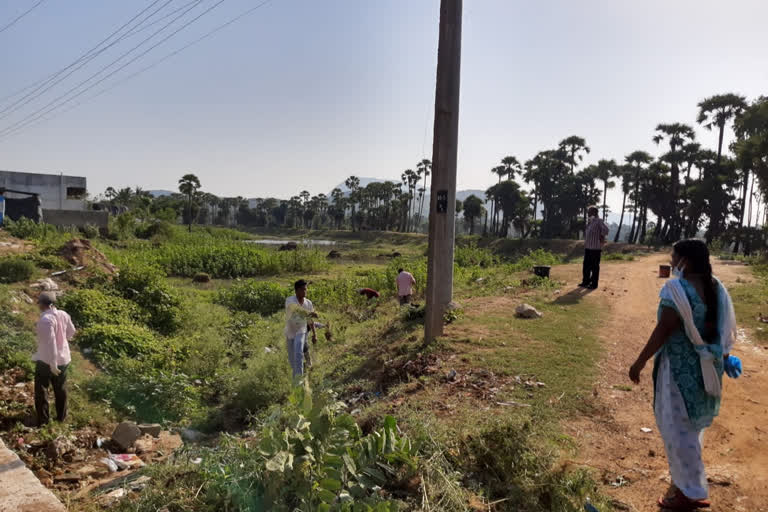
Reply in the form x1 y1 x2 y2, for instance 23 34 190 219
1 222 617 510
0 256 36 283
215 280 288 314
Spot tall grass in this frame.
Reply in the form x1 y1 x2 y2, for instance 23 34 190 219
106 239 328 278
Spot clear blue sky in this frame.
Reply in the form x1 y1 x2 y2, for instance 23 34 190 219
1 0 766 212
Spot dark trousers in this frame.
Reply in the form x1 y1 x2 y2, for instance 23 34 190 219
34 361 69 425
582 249 602 287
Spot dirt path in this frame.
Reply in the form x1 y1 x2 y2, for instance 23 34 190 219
556 254 768 512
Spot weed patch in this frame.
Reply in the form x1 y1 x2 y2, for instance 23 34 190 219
0 257 36 283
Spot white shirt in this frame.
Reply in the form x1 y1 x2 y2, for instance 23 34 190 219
33 307 75 368
284 295 314 338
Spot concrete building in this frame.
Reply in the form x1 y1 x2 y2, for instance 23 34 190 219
0 170 87 210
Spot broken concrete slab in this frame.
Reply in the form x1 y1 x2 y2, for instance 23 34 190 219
111 422 142 451
0 438 65 511
138 423 162 438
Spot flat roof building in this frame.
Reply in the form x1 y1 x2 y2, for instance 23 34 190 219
0 170 87 211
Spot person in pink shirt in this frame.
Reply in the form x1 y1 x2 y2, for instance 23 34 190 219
396 268 416 305
33 292 76 425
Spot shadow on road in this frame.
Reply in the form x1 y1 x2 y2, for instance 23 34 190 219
551 286 594 305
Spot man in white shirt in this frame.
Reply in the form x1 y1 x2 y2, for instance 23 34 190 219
285 280 317 379
33 292 76 425
396 268 416 305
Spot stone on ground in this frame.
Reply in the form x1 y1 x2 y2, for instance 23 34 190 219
112 422 142 451
515 303 542 318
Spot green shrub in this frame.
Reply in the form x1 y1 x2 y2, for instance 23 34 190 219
80 223 100 239
87 358 202 423
57 289 141 329
231 352 291 414
0 257 36 283
201 386 415 511
76 322 161 361
23 253 68 270
215 281 288 315
455 243 498 268
508 249 562 272
0 308 35 375
114 264 183 335
135 220 175 241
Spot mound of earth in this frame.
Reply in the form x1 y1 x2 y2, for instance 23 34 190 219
59 239 117 275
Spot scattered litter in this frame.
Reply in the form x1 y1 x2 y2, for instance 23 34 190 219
100 488 126 507
30 277 59 291
264 346 273 353
110 453 145 470
100 458 119 473
496 401 531 408
191 457 203 465
446 369 457 382
131 476 152 491
640 427 653 433
515 303 542 319
610 475 628 487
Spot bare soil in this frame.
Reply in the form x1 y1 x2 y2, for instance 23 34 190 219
555 254 768 512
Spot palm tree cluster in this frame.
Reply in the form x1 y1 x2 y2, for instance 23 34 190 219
98 94 768 252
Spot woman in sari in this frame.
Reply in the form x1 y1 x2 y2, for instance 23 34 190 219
629 240 742 510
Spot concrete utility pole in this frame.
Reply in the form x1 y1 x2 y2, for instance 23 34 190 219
425 0 462 342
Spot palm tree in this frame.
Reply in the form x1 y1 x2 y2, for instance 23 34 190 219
501 156 522 180
178 174 201 232
344 176 360 231
558 136 590 173
653 123 695 240
614 165 632 242
489 165 506 234
595 159 617 221
416 159 432 229
697 93 748 241
462 195 483 235
624 151 653 244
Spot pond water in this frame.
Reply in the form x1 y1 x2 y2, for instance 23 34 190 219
245 239 337 246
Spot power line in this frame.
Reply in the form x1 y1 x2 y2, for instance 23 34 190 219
123 0 202 38
0 0 47 35
0 0 217 138
1 0 275 141
0 0 169 105
0 0 176 120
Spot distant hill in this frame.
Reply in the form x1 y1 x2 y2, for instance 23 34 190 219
149 190 174 197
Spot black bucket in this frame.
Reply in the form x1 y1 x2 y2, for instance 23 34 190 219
533 265 551 278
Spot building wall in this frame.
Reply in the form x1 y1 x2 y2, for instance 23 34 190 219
43 209 108 229
0 170 87 211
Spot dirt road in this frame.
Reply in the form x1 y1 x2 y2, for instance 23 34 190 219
557 254 768 512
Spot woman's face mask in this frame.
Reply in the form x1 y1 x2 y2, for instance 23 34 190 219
671 257 686 278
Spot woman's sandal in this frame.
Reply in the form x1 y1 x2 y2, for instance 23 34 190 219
657 489 711 510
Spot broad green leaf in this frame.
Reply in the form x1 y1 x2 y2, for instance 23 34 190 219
320 478 342 491
342 453 358 477
317 489 336 504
